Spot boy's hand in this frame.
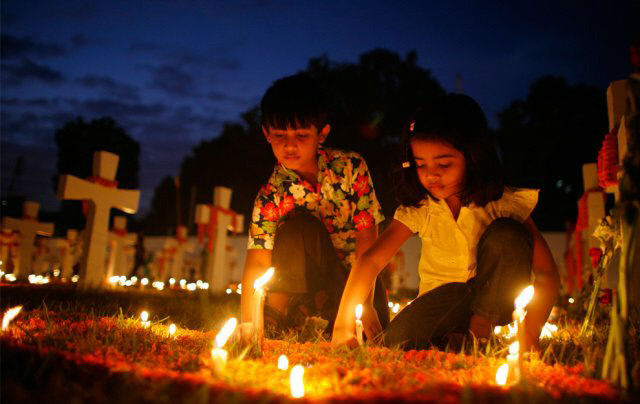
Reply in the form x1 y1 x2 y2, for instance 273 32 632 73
331 326 359 349
362 302 383 343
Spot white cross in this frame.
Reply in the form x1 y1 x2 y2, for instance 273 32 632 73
57 151 139 288
54 229 82 280
165 225 195 282
106 216 138 279
195 186 244 293
1 201 54 278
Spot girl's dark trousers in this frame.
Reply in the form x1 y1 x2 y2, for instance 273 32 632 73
383 217 533 350
267 211 390 334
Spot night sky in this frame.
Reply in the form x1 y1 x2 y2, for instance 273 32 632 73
1 0 635 215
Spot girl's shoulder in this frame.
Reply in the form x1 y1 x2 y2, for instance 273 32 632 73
484 187 539 221
393 199 431 233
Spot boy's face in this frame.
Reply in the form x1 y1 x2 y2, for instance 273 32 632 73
263 124 330 175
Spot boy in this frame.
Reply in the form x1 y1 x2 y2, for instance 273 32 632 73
241 74 389 338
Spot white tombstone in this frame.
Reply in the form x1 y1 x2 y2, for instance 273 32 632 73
195 186 244 293
166 225 195 282
604 79 635 198
1 228 18 273
55 229 82 280
106 216 138 279
1 201 54 278
57 151 140 288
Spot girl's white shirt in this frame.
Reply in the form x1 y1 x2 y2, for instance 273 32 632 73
394 187 539 296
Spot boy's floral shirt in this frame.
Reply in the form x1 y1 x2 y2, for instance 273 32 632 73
248 147 384 270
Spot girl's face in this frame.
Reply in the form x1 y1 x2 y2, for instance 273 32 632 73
410 138 466 202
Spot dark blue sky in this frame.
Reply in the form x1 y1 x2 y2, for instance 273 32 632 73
1 0 635 214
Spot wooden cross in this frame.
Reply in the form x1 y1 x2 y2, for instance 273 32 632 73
165 225 195 282
106 216 138 279
195 186 244 293
57 151 139 288
0 228 19 274
1 201 54 278
54 229 82 280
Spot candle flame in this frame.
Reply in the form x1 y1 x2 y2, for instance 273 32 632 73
215 317 237 348
493 326 502 335
509 341 519 355
169 323 177 336
539 322 558 338
496 363 509 385
254 267 275 290
278 354 289 370
514 285 534 310
140 311 149 322
2 306 22 331
290 365 304 398
355 304 363 320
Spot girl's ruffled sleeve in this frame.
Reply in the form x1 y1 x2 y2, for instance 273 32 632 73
496 188 539 222
393 204 426 234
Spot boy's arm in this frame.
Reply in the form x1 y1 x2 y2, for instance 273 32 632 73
522 217 560 351
240 249 273 323
333 219 412 346
355 225 378 307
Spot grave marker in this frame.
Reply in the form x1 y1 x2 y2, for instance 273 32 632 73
106 216 138 279
57 151 139 288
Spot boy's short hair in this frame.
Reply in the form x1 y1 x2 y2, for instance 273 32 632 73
261 73 329 130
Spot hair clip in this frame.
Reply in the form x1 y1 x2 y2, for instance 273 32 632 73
402 161 411 168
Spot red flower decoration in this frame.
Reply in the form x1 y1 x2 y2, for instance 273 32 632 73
589 248 602 269
260 202 279 222
354 211 374 230
353 174 371 197
278 195 295 217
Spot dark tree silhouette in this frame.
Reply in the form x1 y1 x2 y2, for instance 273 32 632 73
53 117 140 234
496 76 608 231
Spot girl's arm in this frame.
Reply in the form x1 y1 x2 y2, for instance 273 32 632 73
332 219 413 346
522 217 560 351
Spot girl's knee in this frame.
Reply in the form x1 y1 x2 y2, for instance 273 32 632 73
479 218 532 254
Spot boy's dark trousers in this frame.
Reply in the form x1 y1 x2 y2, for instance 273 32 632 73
383 218 533 350
268 211 390 334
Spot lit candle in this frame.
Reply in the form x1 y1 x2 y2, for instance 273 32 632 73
513 285 534 357
290 365 304 398
211 317 237 373
507 341 520 382
278 354 289 370
140 310 150 328
2 306 23 331
168 323 177 337
355 304 364 346
252 267 275 339
495 363 509 386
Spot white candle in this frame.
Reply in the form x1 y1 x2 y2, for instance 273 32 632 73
277 354 289 370
168 323 177 337
290 365 304 398
495 363 509 386
507 341 520 382
513 285 534 357
2 306 22 331
355 304 364 346
252 267 275 339
140 310 150 328
211 317 237 373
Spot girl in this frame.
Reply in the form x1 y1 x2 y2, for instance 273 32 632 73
332 94 559 351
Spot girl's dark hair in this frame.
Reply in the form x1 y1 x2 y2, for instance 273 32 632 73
260 73 329 130
397 93 504 207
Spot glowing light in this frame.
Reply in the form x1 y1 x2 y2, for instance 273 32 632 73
493 326 502 335
388 301 394 308
278 354 289 370
392 303 400 313
355 304 364 346
509 341 519 356
169 323 177 337
169 278 176 285
214 318 237 348
496 363 509 385
540 322 558 338
568 297 575 304
187 283 196 291
140 311 149 322
515 286 534 310
125 280 132 287
254 267 274 290
196 280 203 288
226 288 232 294
202 282 209 289
290 365 304 398
71 275 79 283
141 277 149 285
180 279 187 288
53 269 60 277
355 304 363 320
131 276 138 283
5 274 17 282
507 322 517 338
2 306 23 331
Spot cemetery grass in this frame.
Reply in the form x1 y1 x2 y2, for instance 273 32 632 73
1 284 638 403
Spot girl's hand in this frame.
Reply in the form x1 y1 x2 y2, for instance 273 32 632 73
331 326 359 348
362 303 383 343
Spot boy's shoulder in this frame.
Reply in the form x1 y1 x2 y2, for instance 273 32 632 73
321 147 368 170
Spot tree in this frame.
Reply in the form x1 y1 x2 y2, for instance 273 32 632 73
496 76 608 230
54 117 140 233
